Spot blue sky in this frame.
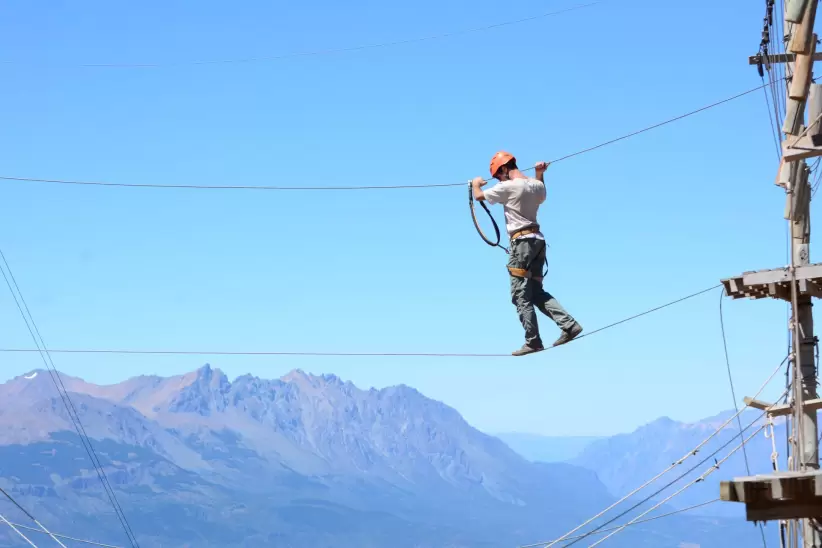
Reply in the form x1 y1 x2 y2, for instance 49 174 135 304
0 0 800 436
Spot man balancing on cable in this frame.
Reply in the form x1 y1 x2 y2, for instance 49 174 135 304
471 151 583 356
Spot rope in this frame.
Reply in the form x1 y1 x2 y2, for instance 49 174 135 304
0 513 38 548
557 389 788 548
468 183 505 251
0 4 599 69
719 291 769 548
761 76 782 160
719 292 753 475
0 250 141 548
0 80 780 193
533 355 787 547
0 284 720 358
575 285 719 340
0 487 67 548
7 522 122 548
586 424 769 548
523 499 719 546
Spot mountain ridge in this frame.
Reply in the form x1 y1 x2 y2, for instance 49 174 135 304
0 366 768 547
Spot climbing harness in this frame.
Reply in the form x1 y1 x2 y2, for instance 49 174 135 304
467 181 549 278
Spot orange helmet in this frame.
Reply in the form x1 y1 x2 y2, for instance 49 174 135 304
490 151 515 178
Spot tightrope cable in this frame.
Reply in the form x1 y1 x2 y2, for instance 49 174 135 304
0 81 778 192
525 355 788 548
8 522 122 548
0 285 720 358
557 388 788 548
587 424 769 547
719 291 769 548
0 250 141 548
0 513 38 548
0 3 599 69
529 499 719 545
0 487 68 548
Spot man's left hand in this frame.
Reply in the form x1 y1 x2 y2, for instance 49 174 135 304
535 161 550 173
471 176 487 187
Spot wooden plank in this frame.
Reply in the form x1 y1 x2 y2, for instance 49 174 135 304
743 269 791 286
720 481 739 502
777 158 792 189
777 398 822 416
797 263 822 279
790 0 819 53
744 397 777 411
748 52 822 65
791 162 811 221
783 133 822 161
770 474 787 499
789 35 816 100
787 0 810 23
761 402 792 417
803 398 822 413
740 397 822 417
747 500 822 522
721 471 822 516
784 97 806 136
741 263 822 285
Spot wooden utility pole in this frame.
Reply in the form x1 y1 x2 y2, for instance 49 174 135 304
721 2 822 547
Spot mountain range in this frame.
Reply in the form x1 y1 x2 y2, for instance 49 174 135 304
0 366 772 547
501 410 790 519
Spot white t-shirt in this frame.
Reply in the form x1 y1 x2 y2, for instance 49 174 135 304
483 177 546 240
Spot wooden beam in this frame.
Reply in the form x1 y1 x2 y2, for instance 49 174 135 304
741 397 822 417
742 264 822 285
747 500 822 522
783 133 822 161
749 52 822 65
790 35 817 100
777 158 791 189
791 163 811 221
787 0 811 23
744 397 778 411
721 470 822 521
721 263 822 301
784 97 806 136
790 0 819 53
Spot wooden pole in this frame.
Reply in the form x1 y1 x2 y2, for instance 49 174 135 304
797 89 819 548
784 5 820 548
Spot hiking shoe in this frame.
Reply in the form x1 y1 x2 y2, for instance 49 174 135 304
553 323 583 347
512 344 544 357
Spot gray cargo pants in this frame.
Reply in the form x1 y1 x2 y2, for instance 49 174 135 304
508 238 576 348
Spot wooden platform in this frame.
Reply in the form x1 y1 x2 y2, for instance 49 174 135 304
721 470 822 521
721 263 822 301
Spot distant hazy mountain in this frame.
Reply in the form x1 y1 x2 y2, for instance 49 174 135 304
495 433 602 462
570 410 788 518
0 366 770 547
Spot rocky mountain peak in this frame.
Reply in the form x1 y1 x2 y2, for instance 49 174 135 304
167 364 231 415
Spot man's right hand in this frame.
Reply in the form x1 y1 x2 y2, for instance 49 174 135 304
471 177 487 201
